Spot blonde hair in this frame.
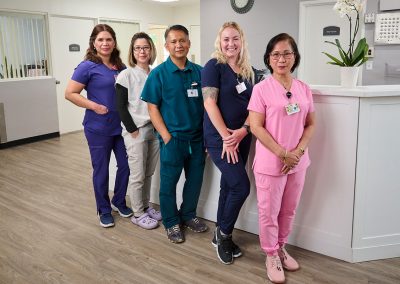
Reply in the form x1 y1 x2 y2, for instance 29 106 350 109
127 32 157 67
212 22 254 83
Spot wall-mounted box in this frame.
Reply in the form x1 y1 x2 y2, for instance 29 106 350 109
380 0 400 11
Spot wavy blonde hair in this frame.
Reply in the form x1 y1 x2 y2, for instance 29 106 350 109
212 22 254 83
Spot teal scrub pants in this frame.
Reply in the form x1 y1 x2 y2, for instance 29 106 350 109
159 137 205 228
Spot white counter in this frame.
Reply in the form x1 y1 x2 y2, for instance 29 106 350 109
288 85 400 262
110 84 400 262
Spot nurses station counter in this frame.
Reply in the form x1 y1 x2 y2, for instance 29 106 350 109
111 84 400 263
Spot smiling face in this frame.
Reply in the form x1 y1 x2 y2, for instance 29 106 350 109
164 30 190 61
269 40 295 76
220 26 242 61
133 38 151 67
93 31 115 59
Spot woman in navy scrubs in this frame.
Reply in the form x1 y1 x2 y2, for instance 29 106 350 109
65 24 132 228
202 22 254 264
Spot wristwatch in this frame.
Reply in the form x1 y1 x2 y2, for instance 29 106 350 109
242 124 251 134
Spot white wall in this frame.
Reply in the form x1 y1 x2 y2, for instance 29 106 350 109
0 0 174 31
173 2 201 64
200 0 301 69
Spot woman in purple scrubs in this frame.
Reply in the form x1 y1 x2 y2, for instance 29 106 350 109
65 24 132 228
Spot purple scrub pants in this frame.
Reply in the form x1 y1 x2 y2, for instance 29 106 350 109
84 129 129 214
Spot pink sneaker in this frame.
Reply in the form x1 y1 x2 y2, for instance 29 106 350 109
145 207 162 221
278 247 300 271
131 213 159 230
266 255 285 283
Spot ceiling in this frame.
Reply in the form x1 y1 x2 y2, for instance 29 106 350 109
140 0 199 7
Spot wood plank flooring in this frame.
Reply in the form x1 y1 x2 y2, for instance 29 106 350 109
0 132 399 284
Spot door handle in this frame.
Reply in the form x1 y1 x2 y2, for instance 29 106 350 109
55 80 60 84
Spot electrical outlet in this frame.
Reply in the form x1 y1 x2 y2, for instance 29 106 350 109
366 61 373 70
367 47 374 58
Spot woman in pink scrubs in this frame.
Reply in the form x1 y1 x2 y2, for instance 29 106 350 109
248 33 316 283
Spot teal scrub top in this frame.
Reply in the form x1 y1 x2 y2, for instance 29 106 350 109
141 57 203 141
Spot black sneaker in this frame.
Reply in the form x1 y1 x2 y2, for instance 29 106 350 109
183 217 208 233
215 226 233 264
212 230 242 258
166 224 184 243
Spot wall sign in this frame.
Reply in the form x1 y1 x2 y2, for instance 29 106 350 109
69 44 80 52
323 26 340 36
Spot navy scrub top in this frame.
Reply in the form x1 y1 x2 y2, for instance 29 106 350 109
201 58 253 147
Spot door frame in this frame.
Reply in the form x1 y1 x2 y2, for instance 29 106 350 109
298 0 337 81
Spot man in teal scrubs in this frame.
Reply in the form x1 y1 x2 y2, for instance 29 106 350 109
141 25 207 243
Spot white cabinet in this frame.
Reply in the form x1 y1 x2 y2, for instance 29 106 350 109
288 85 400 262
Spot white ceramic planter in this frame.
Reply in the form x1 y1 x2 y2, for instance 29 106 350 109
340 66 360 88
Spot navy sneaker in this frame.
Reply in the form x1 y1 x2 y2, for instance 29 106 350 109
111 203 133 218
215 226 233 264
99 213 114 228
212 230 242 257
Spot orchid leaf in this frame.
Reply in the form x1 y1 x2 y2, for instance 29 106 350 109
322 52 345 66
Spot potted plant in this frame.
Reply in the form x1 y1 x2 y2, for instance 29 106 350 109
322 0 369 87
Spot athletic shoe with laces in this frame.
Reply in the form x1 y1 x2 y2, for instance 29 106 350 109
215 226 233 264
99 213 114 228
278 246 300 271
183 217 208 233
266 255 285 283
166 224 184 243
111 203 133 218
212 231 242 257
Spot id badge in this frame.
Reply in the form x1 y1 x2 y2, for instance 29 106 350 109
187 89 198 97
285 103 300 115
235 82 247 94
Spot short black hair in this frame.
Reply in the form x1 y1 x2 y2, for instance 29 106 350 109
164 25 189 40
263 33 301 74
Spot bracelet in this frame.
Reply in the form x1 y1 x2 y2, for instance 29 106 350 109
298 147 305 155
242 124 251 134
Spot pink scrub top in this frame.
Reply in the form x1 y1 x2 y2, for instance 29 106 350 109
248 75 315 176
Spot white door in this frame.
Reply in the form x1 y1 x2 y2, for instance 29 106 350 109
148 25 168 67
298 0 359 85
190 25 201 64
49 16 95 134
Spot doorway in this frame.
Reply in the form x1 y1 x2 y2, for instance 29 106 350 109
49 15 96 134
298 0 361 85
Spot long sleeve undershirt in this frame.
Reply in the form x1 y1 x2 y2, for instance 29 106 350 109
115 83 138 133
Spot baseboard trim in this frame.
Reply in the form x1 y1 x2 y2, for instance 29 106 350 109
0 132 60 149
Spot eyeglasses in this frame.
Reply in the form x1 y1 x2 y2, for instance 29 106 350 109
270 51 295 60
133 46 150 52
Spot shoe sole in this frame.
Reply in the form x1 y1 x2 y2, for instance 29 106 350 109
111 204 133 218
99 221 115 228
267 273 285 284
211 241 242 258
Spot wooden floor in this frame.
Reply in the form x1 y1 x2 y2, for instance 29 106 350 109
0 132 399 284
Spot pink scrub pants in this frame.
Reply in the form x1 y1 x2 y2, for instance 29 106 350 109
255 169 307 256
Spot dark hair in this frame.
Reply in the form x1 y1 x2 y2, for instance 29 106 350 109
164 24 189 40
128 32 157 67
263 33 300 74
85 24 124 70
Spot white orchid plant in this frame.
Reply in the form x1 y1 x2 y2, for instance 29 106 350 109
323 0 369 67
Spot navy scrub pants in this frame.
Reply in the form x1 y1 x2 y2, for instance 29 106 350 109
207 134 252 235
84 129 129 215
159 137 205 229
